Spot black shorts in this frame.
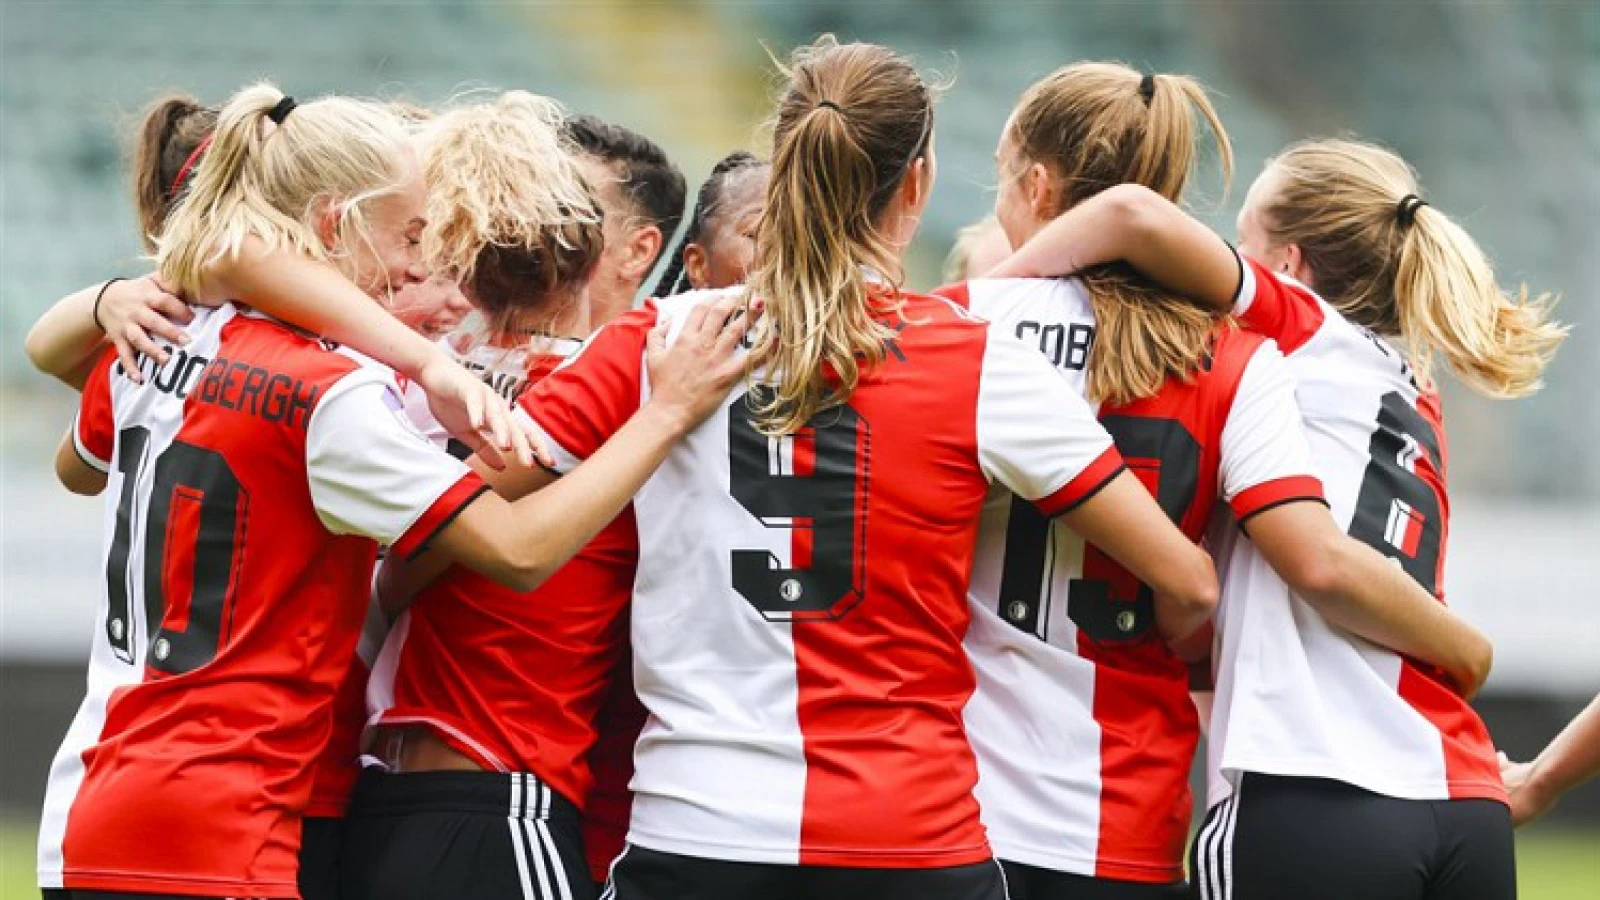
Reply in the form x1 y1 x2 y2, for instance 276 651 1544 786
341 769 593 900
999 859 1187 900
603 844 1008 900
299 815 344 900
1191 773 1515 900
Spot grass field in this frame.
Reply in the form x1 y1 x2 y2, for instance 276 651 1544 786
0 818 1593 899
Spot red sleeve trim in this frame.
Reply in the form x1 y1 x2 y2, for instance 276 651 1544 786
1036 446 1127 518
1236 257 1326 355
1231 475 1327 522
73 413 112 473
931 281 971 310
392 472 490 561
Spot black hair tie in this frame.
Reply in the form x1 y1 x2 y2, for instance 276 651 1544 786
1396 193 1428 227
816 100 845 114
267 96 297 125
1139 73 1157 105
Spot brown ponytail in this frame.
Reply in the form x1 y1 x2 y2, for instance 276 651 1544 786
132 93 217 252
1257 139 1566 398
745 36 933 436
1007 62 1234 405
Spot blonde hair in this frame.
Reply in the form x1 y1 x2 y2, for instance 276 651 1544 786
157 82 413 299
1258 139 1566 398
421 91 603 340
1008 62 1234 406
745 36 933 435
943 215 1003 282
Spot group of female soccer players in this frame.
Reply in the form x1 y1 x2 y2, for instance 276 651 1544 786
24 33 1569 900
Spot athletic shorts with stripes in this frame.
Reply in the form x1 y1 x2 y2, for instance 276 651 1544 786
1190 773 1515 900
341 769 593 900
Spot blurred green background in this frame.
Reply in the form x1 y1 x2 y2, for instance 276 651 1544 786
1 1 1595 897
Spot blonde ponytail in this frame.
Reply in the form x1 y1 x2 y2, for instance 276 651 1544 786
1259 139 1566 398
156 82 413 299
1008 62 1234 405
745 36 933 435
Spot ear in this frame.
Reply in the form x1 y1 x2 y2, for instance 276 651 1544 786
618 225 665 281
682 244 709 291
313 200 341 252
1025 162 1058 222
1280 242 1313 285
899 155 931 212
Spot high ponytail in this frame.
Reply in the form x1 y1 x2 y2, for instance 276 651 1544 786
1007 61 1234 405
131 93 217 251
156 81 413 299
745 36 933 436
1258 139 1566 398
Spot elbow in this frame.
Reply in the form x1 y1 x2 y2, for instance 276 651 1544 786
502 540 556 593
1168 548 1220 619
1274 530 1349 601
1463 628 1495 694
1102 183 1168 243
24 328 63 378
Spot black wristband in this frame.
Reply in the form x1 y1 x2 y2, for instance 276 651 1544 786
92 277 127 333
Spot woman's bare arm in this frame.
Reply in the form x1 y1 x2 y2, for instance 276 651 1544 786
989 183 1239 311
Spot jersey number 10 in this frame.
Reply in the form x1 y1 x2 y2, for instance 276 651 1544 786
105 426 246 675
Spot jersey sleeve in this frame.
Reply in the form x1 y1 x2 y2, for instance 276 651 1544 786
976 327 1124 516
72 348 119 472
1220 341 1326 522
305 374 488 560
518 304 659 473
1232 252 1327 354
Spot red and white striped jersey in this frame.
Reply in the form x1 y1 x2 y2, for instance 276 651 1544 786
521 288 1125 868
1204 257 1505 809
46 304 484 898
368 336 640 811
939 278 1322 882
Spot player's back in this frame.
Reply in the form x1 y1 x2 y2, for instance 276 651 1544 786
523 288 1121 868
947 276 1319 882
1206 258 1501 808
57 305 477 898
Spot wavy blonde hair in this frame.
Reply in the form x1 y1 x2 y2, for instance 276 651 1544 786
1258 139 1566 398
420 91 603 340
1008 62 1234 406
745 36 933 436
156 82 412 298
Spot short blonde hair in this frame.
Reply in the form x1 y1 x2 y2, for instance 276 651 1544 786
1258 139 1566 398
157 82 413 298
421 91 602 338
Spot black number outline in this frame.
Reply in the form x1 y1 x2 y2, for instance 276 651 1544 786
998 416 1199 645
727 389 869 623
105 427 248 674
1347 391 1444 594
